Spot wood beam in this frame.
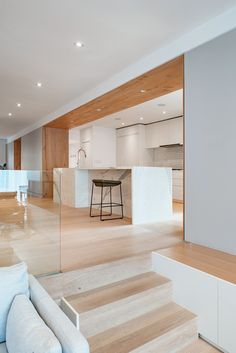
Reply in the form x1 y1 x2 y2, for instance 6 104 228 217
46 56 184 130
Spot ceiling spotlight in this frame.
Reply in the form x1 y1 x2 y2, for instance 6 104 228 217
140 117 144 120
75 41 84 48
140 89 146 93
8 113 12 117
36 82 42 87
17 103 21 108
158 103 166 107
162 111 167 114
121 122 125 126
96 108 101 112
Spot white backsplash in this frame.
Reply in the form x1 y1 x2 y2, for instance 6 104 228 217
153 145 183 169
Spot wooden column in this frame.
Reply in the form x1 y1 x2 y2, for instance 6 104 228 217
42 127 69 198
14 138 21 170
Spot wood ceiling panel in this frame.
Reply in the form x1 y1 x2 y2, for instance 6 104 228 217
46 55 184 129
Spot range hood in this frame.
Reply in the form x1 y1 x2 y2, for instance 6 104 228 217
159 143 183 148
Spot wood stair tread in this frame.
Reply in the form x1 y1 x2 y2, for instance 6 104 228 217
88 302 197 353
177 338 221 352
65 271 170 313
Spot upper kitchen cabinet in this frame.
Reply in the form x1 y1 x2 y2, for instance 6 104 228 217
79 126 116 169
117 125 153 167
146 116 183 148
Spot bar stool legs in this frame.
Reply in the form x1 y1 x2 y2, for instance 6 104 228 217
90 179 124 221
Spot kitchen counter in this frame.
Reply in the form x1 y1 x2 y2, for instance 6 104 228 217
54 167 172 225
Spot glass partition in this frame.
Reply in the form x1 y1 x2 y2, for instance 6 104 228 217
0 170 61 276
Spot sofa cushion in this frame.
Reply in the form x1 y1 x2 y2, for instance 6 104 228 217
29 275 89 353
6 295 62 353
0 262 29 342
0 343 7 353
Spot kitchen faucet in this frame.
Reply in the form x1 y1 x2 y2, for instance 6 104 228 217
77 146 87 166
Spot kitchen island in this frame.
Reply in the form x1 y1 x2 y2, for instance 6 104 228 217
54 167 172 225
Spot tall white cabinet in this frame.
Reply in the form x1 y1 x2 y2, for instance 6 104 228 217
116 125 153 167
79 126 116 169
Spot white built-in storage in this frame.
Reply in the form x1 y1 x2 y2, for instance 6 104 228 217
116 125 153 167
79 126 116 169
152 252 236 353
146 116 183 148
172 170 183 202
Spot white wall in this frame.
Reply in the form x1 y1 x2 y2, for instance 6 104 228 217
21 128 42 170
0 139 6 166
6 142 14 169
185 28 236 254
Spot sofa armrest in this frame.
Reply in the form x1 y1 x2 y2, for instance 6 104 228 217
29 275 89 353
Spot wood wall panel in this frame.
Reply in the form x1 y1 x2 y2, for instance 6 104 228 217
14 138 21 170
42 127 69 198
46 56 184 129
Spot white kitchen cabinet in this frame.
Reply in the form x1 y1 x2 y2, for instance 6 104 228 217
172 170 183 202
79 126 116 168
116 125 153 167
146 116 183 148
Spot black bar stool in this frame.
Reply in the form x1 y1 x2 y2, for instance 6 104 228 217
90 179 124 221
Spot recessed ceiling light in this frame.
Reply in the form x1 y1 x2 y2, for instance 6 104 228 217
162 111 167 114
115 117 121 121
36 82 42 87
158 103 166 107
140 89 146 93
17 103 21 108
96 108 101 112
8 113 12 117
121 122 125 126
75 41 84 48
140 117 144 120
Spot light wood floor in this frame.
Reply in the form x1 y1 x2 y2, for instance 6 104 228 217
0 196 183 274
60 202 183 271
0 196 61 275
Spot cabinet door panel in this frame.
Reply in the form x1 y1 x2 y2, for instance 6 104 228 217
146 117 183 148
152 254 218 344
219 280 236 353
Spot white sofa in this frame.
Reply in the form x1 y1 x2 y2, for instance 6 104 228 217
0 274 89 353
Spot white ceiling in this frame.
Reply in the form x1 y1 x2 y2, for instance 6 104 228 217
1 0 236 139
71 90 183 135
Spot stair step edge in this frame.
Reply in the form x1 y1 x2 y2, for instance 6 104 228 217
81 283 173 337
88 303 197 353
66 271 171 313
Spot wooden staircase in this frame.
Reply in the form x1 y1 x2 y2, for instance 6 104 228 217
65 271 220 353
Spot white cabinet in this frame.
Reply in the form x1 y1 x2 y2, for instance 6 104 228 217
80 126 116 169
116 125 153 167
152 252 236 353
218 281 236 353
172 170 183 202
146 117 183 148
152 253 218 345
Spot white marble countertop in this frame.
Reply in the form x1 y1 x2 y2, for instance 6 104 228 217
73 166 172 170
